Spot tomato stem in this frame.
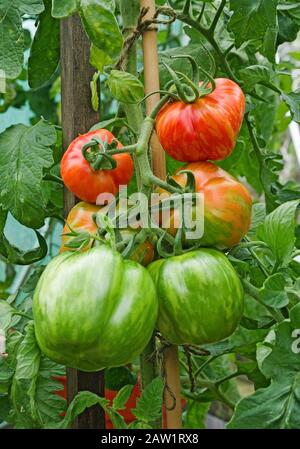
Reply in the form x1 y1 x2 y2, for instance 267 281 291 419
209 0 226 33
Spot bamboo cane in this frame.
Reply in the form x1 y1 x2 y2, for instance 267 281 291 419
140 0 182 429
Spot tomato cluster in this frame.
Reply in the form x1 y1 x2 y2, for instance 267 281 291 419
33 76 251 374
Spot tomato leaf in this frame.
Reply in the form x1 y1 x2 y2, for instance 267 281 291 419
51 0 78 18
0 232 48 266
0 120 56 229
55 391 108 429
228 378 300 428
15 0 45 15
105 367 137 391
239 65 273 89
0 395 10 422
107 70 145 104
203 326 270 356
0 300 15 331
21 266 46 294
257 200 299 266
0 1 24 79
90 118 130 132
184 400 210 429
79 0 122 62
106 407 128 429
229 0 278 62
132 377 164 423
258 273 289 308
90 44 112 73
28 0 60 89
8 323 66 428
281 91 300 123
248 203 266 238
159 43 214 89
112 385 133 411
228 319 300 428
90 71 100 112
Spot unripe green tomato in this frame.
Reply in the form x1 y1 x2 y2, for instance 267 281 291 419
33 246 158 371
148 248 244 346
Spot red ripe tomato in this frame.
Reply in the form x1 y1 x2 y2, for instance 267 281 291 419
156 78 245 162
159 162 252 249
60 201 155 266
61 129 134 203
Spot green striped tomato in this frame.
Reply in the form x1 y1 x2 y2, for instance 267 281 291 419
148 249 244 346
33 246 158 371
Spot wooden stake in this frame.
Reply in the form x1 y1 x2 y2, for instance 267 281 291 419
163 346 182 429
60 14 105 429
140 0 182 429
141 0 166 180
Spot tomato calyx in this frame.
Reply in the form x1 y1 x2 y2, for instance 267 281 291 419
81 136 118 171
163 54 216 104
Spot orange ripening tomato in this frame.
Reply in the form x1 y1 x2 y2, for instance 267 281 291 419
156 78 245 162
60 202 99 253
159 162 252 249
61 129 134 203
60 202 154 266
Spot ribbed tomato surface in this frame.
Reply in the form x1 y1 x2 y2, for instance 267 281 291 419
159 161 252 249
156 78 245 162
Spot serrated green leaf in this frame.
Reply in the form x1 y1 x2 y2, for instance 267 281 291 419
0 232 48 266
281 91 300 123
90 118 129 132
51 0 78 18
0 264 16 292
203 326 270 356
159 43 214 88
0 394 10 421
183 400 210 429
106 408 128 429
15 322 40 380
239 65 273 89
15 0 44 15
258 273 289 308
56 391 108 429
105 367 137 391
0 300 14 331
107 70 144 104
90 44 112 73
79 0 122 62
21 266 46 294
229 0 278 61
128 420 152 429
9 323 66 428
248 203 266 238
228 379 300 428
290 302 300 329
228 320 300 428
112 385 133 411
28 0 60 89
257 200 299 266
0 1 24 79
90 71 100 112
0 120 56 228
132 377 164 423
